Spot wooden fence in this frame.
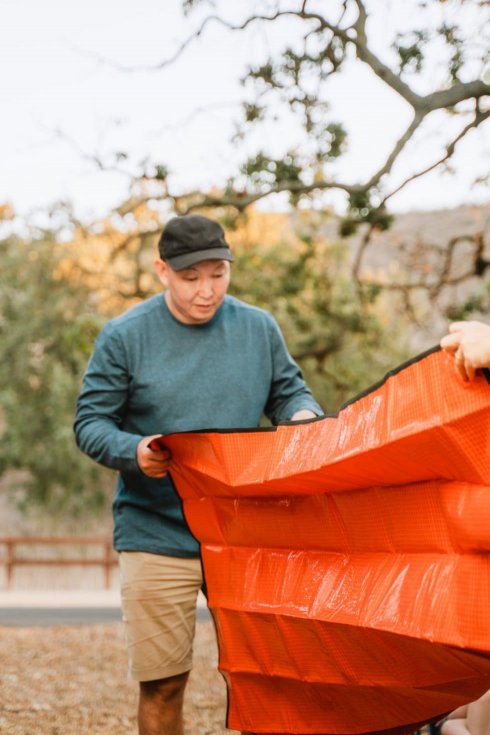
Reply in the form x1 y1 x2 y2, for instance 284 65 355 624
0 537 118 589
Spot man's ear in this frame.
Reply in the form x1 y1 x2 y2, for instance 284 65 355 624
154 258 169 287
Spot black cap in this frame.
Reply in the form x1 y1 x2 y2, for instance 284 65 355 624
158 215 234 271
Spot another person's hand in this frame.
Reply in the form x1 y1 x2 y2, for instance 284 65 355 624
440 320 490 381
137 435 172 477
290 408 317 421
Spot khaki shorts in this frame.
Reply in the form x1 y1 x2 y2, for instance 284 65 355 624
119 551 203 682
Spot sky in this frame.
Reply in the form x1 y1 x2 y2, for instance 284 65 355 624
1 0 489 221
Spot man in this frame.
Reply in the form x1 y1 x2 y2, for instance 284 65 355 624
74 214 322 735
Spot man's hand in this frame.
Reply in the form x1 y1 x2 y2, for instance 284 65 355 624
136 435 172 477
290 408 317 421
440 320 490 382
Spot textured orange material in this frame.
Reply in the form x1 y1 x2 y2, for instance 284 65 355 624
157 348 490 735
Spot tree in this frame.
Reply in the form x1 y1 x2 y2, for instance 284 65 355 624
3 0 488 515
82 0 489 317
59 203 411 409
100 1 488 222
227 211 410 409
0 225 111 515
0 205 409 516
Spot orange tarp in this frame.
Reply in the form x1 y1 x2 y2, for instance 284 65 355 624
157 348 490 735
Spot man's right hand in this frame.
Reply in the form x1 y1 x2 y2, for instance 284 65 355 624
136 435 172 477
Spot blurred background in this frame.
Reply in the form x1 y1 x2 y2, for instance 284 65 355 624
0 0 489 575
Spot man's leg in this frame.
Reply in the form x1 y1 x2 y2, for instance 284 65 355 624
119 552 203 735
138 673 189 735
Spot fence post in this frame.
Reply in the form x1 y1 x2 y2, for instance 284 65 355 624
5 539 14 589
104 540 113 589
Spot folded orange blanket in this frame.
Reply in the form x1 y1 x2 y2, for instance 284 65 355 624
158 348 490 735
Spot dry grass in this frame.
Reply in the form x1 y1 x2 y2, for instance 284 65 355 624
0 620 239 735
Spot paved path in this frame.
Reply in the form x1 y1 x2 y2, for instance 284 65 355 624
0 590 210 626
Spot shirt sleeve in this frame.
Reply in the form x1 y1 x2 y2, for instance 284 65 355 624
264 316 323 424
73 323 142 473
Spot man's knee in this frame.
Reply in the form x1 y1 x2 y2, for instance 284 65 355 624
140 672 189 705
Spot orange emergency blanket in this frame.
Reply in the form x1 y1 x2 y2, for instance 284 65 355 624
157 348 490 735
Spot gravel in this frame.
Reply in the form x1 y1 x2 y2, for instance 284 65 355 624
0 620 239 734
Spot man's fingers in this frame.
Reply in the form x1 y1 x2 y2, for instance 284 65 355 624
448 321 466 333
143 454 171 478
147 435 170 453
146 457 171 469
440 333 460 351
149 468 170 478
145 452 171 468
146 437 171 460
137 435 172 477
149 446 171 460
454 348 469 381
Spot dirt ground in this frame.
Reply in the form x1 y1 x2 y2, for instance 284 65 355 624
0 619 239 735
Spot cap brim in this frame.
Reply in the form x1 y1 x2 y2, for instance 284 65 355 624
167 248 234 271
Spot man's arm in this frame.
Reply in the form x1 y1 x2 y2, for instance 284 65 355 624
74 325 170 476
264 316 323 424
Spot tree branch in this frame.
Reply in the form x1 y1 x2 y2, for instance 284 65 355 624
365 111 426 190
352 222 378 282
350 0 490 113
351 0 424 107
91 10 325 73
422 81 490 112
381 107 490 206
358 232 488 296
173 177 365 214
86 14 229 73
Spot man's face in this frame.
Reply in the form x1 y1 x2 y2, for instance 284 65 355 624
154 258 231 325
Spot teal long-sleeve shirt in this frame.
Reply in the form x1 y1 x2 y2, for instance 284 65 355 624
74 293 322 556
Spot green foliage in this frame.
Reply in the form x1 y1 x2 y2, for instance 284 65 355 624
182 0 210 12
394 30 428 72
348 190 372 218
339 192 394 236
247 61 277 88
154 164 169 181
339 218 359 237
229 225 410 411
322 123 347 160
241 151 303 188
394 21 465 81
0 232 111 516
438 23 464 82
444 281 490 321
243 103 265 123
202 0 489 243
